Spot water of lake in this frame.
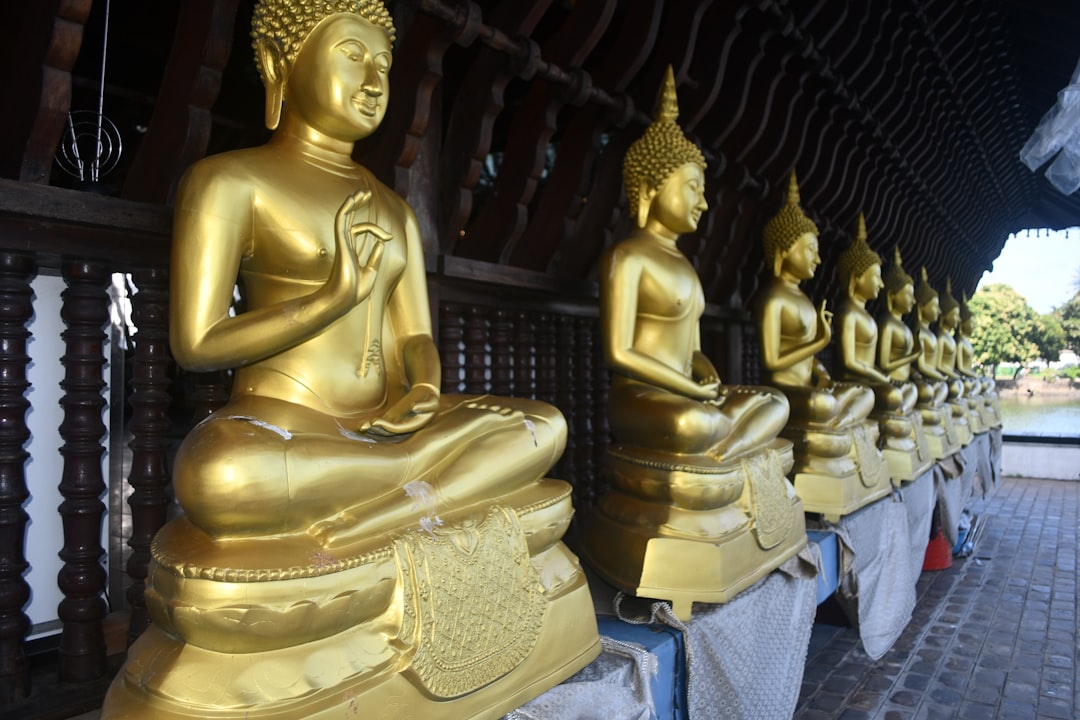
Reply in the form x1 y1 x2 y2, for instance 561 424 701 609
997 393 1080 438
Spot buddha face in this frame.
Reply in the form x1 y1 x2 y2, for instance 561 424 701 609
919 296 940 323
890 282 916 314
960 316 973 337
854 264 884 301
648 163 707 235
941 307 959 330
284 13 391 141
779 231 820 280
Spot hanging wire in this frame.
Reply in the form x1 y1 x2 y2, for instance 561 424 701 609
94 0 111 182
56 0 122 183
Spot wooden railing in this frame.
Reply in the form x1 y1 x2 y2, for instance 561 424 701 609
0 178 172 700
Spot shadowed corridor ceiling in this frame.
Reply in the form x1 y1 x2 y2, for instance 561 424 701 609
3 0 1080 308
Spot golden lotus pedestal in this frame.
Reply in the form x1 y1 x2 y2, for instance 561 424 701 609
918 402 963 460
875 409 933 484
783 420 891 522
580 439 807 621
102 480 600 720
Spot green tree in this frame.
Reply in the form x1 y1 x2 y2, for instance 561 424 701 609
968 284 1040 374
1057 291 1080 351
1033 312 1066 362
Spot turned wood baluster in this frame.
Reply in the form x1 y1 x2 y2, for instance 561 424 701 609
124 268 171 645
187 371 230 423
438 303 465 394
0 253 36 702
513 311 536 399
56 260 109 682
555 315 576 482
592 332 611 500
574 317 595 513
534 314 557 409
490 309 513 397
463 306 489 395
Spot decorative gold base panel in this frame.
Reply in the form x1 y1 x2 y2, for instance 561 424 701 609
923 424 962 460
101 569 600 720
876 410 932 484
881 446 933 485
581 499 807 621
792 467 892 522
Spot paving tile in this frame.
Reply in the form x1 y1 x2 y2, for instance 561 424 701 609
797 478 1077 720
956 702 996 720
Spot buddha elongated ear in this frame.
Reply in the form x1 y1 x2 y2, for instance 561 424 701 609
255 37 287 130
636 183 657 228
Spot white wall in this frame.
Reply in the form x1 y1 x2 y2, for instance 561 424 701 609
24 273 111 638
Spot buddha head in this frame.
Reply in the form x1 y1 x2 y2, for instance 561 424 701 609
915 267 940 323
251 0 397 132
762 172 820 279
939 278 960 330
624 66 708 233
883 246 915 315
959 292 974 337
838 213 883 301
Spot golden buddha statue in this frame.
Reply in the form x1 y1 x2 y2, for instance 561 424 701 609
581 68 805 621
937 279 973 444
957 292 999 430
103 2 598 717
912 268 962 458
835 222 930 482
752 174 889 520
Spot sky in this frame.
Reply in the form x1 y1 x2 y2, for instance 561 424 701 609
978 227 1080 314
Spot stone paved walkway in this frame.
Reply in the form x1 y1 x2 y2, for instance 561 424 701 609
795 476 1078 720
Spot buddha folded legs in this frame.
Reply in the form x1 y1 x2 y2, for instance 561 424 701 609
176 392 566 544
580 69 805 621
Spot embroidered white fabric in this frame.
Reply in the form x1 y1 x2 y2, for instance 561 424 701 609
503 636 656 720
901 469 936 585
971 432 998 497
679 551 818 719
816 492 919 660
937 448 977 547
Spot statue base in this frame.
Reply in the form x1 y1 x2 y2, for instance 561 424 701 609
948 400 973 446
918 403 963 460
102 480 600 719
784 420 892 522
964 396 985 434
876 410 933 484
581 439 807 621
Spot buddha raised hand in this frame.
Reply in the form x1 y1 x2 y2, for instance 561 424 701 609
911 267 962 457
753 173 889 518
583 68 804 619
104 1 599 716
168 0 567 544
603 68 789 462
835 224 928 481
754 173 874 427
936 278 972 444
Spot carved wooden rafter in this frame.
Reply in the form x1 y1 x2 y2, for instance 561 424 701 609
121 0 241 204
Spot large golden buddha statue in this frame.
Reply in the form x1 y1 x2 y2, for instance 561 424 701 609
957 292 999 430
752 174 889 520
912 268 962 458
835 221 931 482
103 2 598 717
937 279 973 445
581 68 805 621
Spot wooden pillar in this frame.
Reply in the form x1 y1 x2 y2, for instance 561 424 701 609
124 268 171 645
56 260 109 682
0 253 37 701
